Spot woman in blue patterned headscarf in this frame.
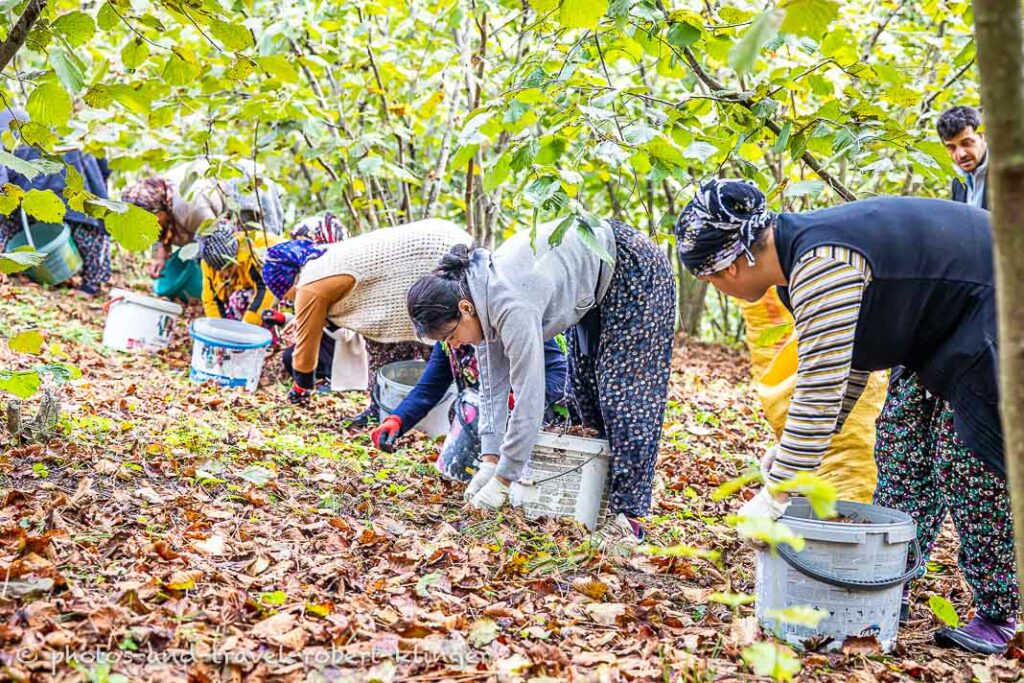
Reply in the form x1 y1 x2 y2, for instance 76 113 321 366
262 239 328 301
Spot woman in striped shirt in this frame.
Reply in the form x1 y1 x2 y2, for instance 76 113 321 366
675 179 1016 655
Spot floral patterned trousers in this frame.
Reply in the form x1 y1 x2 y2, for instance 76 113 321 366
874 372 1018 620
567 220 675 519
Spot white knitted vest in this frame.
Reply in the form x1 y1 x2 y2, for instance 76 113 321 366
297 219 472 343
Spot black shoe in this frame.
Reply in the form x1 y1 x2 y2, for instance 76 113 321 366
348 405 379 428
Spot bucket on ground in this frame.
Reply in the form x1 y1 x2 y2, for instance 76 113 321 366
102 288 183 353
188 318 272 392
7 221 83 286
376 360 455 438
510 431 611 531
755 498 921 653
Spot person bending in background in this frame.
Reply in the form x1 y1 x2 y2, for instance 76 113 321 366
261 220 472 424
406 217 675 551
370 337 571 482
676 178 1016 655
198 224 280 326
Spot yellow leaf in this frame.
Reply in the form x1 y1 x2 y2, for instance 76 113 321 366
21 189 66 223
558 0 607 29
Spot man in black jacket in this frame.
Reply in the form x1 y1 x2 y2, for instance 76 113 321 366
937 105 989 210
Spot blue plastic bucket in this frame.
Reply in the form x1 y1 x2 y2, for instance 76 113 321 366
7 222 83 286
188 318 272 392
154 252 202 301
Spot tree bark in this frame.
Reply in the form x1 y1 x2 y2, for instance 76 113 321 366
973 0 1024 606
0 0 46 74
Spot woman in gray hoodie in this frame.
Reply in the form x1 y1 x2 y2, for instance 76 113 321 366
406 218 676 547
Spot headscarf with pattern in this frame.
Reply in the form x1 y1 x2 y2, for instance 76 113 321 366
262 239 328 300
675 179 775 277
122 177 175 215
198 222 240 270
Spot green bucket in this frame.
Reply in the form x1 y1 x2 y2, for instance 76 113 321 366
7 220 83 286
153 251 203 301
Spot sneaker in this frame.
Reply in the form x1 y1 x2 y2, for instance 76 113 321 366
592 513 644 555
934 614 1017 655
347 405 379 428
899 585 911 626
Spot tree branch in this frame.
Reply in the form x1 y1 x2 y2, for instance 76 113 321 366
0 0 46 74
680 47 857 202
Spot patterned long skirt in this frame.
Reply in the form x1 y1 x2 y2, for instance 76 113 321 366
566 220 676 519
874 372 1018 620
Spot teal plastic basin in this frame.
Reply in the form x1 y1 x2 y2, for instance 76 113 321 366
153 251 202 301
7 222 83 286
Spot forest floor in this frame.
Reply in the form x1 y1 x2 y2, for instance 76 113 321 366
0 272 1021 683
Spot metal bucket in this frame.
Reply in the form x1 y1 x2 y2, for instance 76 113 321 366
755 498 921 652
376 360 455 438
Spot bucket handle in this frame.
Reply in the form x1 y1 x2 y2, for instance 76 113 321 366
777 537 923 592
18 208 37 250
102 295 125 315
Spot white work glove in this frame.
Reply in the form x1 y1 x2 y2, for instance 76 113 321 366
469 476 510 510
464 460 497 502
759 445 779 482
738 487 791 522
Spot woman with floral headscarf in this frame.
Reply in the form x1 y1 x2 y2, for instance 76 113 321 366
676 178 1015 655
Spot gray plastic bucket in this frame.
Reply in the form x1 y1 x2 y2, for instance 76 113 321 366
755 499 921 653
376 360 455 438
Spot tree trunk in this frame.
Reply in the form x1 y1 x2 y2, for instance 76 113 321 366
673 247 707 337
972 0 1024 605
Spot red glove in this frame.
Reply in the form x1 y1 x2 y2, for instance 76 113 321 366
508 392 516 411
371 416 402 452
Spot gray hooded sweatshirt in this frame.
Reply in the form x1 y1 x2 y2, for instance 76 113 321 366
466 220 617 482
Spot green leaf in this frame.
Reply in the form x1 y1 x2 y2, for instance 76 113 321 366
783 179 825 198
237 465 274 487
642 543 721 561
469 618 500 647
772 122 792 154
928 594 959 628
709 591 756 607
256 55 300 83
712 469 761 501
162 52 199 86
772 472 837 519
558 0 608 29
0 152 61 180
37 362 81 382
755 321 793 348
729 10 783 75
415 572 443 597
575 222 614 265
96 3 118 31
211 20 254 51
483 153 511 192
666 22 701 49
548 215 574 247
26 82 73 128
0 183 24 215
530 0 559 13
741 642 801 681
258 590 287 606
765 605 830 627
121 38 150 69
52 11 96 47
732 515 806 552
21 189 67 223
102 204 160 252
0 250 45 274
10 330 44 355
50 48 86 92
0 370 41 399
357 155 384 175
779 0 839 38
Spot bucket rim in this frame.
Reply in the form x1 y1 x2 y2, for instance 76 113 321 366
189 318 272 350
779 499 915 541
9 222 69 253
108 287 184 316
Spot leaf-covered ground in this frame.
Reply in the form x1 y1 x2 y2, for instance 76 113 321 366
0 276 1021 683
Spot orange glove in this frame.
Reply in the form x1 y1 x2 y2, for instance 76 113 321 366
371 416 402 452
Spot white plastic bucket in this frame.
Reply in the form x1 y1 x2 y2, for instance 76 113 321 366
188 318 272 392
755 499 921 652
376 360 455 438
510 431 611 531
102 288 183 353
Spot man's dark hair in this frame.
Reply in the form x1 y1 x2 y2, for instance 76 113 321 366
937 106 982 141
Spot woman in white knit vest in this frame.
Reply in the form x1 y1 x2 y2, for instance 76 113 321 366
262 219 473 413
